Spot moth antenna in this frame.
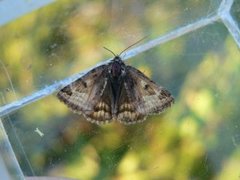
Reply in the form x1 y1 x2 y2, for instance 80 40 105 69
103 47 117 57
119 36 147 57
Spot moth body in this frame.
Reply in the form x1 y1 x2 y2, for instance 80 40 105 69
57 53 174 125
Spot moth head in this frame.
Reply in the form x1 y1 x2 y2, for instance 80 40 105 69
103 47 126 78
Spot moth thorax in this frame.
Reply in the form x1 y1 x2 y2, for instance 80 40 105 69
110 60 124 77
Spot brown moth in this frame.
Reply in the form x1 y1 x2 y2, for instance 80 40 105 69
57 45 174 125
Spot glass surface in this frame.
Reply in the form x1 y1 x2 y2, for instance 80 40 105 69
231 0 240 28
0 0 239 179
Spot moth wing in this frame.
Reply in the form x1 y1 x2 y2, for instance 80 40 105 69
116 66 174 124
116 81 146 124
57 65 113 124
127 66 174 114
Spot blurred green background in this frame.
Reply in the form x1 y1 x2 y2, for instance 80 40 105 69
0 0 240 179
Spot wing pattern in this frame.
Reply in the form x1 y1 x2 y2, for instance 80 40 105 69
116 66 174 124
57 59 174 125
57 65 113 124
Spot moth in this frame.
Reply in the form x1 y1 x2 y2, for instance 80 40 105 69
57 44 174 125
